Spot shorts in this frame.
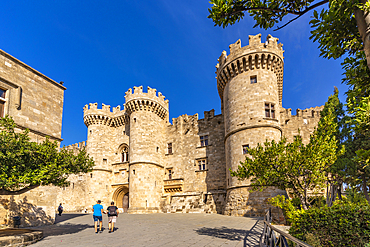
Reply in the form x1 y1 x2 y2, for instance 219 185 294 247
93 215 102 222
108 216 117 223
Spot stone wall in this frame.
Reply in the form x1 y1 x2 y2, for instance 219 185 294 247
0 187 58 227
280 106 323 144
0 49 65 142
0 49 65 227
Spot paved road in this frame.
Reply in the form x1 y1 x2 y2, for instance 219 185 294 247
29 213 263 247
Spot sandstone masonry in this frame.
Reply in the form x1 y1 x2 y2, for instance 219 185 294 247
0 49 66 227
63 34 323 218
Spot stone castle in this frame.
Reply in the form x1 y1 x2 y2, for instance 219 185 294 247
60 34 323 217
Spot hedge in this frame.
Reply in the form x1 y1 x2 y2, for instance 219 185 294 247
289 200 370 247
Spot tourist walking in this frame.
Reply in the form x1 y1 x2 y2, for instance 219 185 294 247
92 200 104 234
107 201 119 233
57 203 63 216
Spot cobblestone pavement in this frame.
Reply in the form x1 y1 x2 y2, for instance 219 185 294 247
28 213 263 247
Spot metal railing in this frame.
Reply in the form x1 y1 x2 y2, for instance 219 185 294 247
259 208 312 247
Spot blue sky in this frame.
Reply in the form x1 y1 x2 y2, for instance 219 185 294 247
0 1 347 146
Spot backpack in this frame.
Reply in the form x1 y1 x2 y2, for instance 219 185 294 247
108 206 117 215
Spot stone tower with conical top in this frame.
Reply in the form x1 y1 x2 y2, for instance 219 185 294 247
124 86 169 213
216 34 286 216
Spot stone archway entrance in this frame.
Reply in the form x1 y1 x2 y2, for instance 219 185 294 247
112 185 129 211
122 192 129 213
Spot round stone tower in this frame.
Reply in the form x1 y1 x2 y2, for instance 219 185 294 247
216 34 285 216
124 86 168 213
83 103 116 208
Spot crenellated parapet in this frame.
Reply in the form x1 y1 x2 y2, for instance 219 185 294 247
64 141 86 154
281 106 323 121
124 86 169 120
216 34 284 104
172 113 199 127
83 103 129 128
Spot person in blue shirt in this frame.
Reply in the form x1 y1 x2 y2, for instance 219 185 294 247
92 200 105 234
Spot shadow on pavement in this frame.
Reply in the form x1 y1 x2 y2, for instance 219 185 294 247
195 226 248 241
244 219 264 247
55 213 88 224
31 223 94 237
194 218 264 246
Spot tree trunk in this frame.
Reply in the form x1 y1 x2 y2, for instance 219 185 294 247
290 186 309 209
0 184 40 195
326 182 330 206
338 183 342 200
354 0 370 71
362 174 370 204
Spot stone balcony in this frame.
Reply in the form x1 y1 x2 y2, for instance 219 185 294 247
163 178 184 193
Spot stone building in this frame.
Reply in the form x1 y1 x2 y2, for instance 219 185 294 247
63 34 323 217
0 49 66 226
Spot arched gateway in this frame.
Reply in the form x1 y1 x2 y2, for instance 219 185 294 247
112 186 129 212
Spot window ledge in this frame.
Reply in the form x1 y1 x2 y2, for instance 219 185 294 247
112 161 129 166
195 169 208 172
263 117 278 122
196 144 212 149
165 153 174 156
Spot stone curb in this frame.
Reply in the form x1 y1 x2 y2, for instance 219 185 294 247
0 228 43 247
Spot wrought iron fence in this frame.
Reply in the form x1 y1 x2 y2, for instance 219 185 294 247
259 208 312 247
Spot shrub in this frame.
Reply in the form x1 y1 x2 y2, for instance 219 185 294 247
289 200 370 247
268 195 304 225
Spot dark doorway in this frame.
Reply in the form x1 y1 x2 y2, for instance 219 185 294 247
122 192 129 213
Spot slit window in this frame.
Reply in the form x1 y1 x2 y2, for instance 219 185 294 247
0 89 6 118
167 143 172 154
265 103 275 118
167 169 172 180
242 144 249 154
250 75 257 84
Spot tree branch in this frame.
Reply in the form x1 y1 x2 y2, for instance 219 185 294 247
274 14 304 31
273 0 329 30
0 184 40 195
223 0 329 18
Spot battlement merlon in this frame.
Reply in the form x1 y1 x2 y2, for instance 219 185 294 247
124 86 169 110
64 141 86 153
216 34 285 105
83 103 127 118
83 103 129 127
281 106 324 119
171 113 199 127
216 34 284 71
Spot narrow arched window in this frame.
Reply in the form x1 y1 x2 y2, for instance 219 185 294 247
121 146 129 162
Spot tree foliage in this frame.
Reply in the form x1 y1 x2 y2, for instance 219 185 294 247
343 95 370 203
208 0 330 29
0 115 94 195
208 0 370 71
231 109 341 209
289 199 370 246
